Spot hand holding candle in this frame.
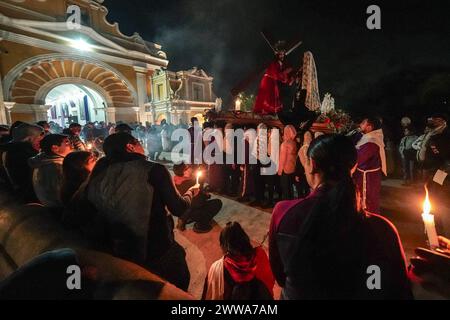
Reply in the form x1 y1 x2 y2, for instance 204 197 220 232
422 186 439 249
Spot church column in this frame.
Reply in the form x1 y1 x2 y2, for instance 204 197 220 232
144 103 155 124
134 66 148 124
0 71 7 124
165 104 171 124
4 102 15 125
132 107 140 122
170 108 179 125
106 107 116 123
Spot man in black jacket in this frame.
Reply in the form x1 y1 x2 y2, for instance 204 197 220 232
65 133 200 291
0 123 44 202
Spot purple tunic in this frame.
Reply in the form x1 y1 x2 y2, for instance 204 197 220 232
354 142 382 214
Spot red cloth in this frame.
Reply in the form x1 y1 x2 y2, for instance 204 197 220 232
253 60 290 114
223 246 275 296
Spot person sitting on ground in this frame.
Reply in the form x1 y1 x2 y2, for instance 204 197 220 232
64 132 200 291
28 134 73 208
0 123 44 202
60 151 97 206
172 163 222 233
269 134 412 299
203 221 275 300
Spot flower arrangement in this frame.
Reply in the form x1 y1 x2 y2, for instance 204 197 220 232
316 108 353 133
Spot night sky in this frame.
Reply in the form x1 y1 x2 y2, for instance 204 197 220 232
102 0 450 121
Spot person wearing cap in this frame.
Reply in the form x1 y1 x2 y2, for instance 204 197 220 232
28 134 73 208
64 132 200 291
0 123 44 202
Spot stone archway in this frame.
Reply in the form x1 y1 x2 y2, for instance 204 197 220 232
4 54 137 109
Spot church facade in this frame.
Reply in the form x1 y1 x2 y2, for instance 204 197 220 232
149 67 216 125
0 0 215 126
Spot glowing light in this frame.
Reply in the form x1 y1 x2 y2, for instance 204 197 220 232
70 39 92 51
87 143 93 150
235 98 241 111
421 185 439 248
196 170 202 185
423 185 432 215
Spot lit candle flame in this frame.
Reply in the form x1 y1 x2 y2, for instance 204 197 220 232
423 185 431 215
196 170 202 185
235 98 241 111
421 184 439 248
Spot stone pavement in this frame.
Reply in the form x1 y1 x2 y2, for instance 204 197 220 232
175 178 449 299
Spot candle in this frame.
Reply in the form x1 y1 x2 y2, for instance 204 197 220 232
421 186 439 249
196 170 202 185
87 143 93 150
235 98 241 111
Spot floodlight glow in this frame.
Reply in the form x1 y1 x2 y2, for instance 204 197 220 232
70 39 92 51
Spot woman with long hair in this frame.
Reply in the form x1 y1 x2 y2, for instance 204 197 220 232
203 221 274 300
269 134 412 299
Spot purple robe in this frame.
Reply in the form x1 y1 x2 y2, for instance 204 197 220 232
354 142 382 214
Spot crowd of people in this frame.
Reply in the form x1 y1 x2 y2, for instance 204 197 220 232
0 111 448 299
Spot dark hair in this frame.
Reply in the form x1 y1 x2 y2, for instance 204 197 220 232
364 116 382 130
9 121 24 135
191 117 198 124
61 151 93 204
173 163 188 177
220 222 254 257
36 121 49 128
288 134 364 298
69 123 82 129
90 133 143 179
102 132 138 157
431 113 448 122
40 134 68 155
114 123 133 133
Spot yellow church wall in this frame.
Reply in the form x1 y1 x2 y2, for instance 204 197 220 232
1 0 67 21
11 112 35 124
0 41 54 77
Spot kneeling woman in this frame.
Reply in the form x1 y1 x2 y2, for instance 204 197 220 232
269 134 412 299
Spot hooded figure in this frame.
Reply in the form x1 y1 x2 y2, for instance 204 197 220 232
354 117 386 214
278 125 298 200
